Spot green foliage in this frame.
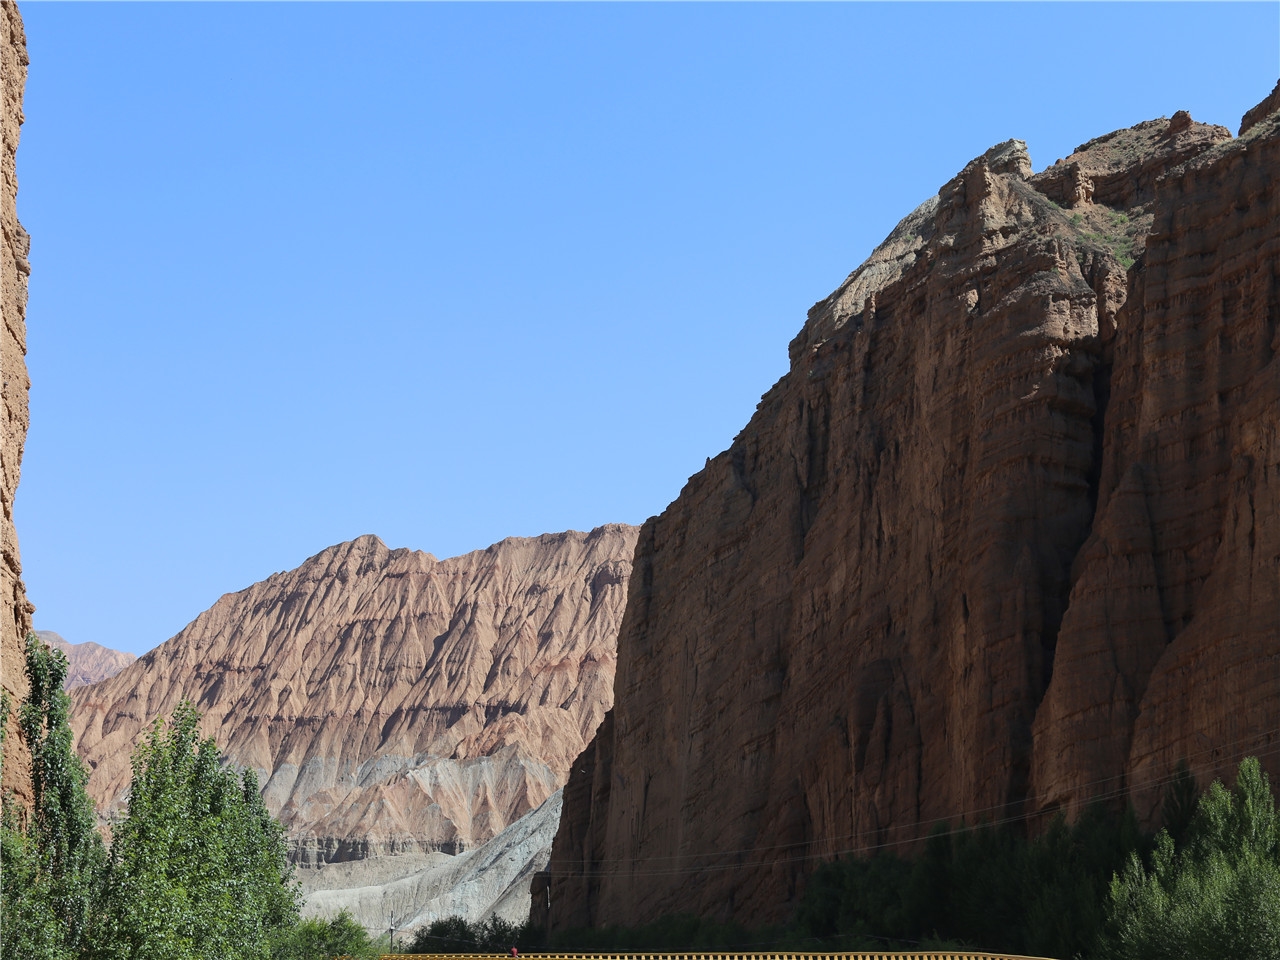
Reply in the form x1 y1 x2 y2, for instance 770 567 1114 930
1 634 105 960
1 638 357 960
1099 757 1280 960
90 702 301 960
407 916 535 954
793 805 1146 957
267 910 384 960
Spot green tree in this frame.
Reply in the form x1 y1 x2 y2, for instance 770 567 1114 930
267 910 383 960
0 633 105 960
1100 756 1280 960
91 702 301 960
408 916 532 954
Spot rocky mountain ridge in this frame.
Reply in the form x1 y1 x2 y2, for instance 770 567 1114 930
70 525 637 905
36 631 136 689
547 88 1280 929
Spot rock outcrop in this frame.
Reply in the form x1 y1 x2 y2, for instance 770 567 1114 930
304 789 564 936
0 0 30 810
71 525 637 891
36 631 137 689
547 91 1278 930
1030 89 1280 824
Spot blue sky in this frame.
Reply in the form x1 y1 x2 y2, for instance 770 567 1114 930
15 2 1278 656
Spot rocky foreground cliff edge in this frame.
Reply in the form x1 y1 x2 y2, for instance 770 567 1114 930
546 87 1280 930
0 0 31 811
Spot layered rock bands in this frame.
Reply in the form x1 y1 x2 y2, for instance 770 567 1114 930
548 89 1280 929
0 0 30 810
71 525 638 870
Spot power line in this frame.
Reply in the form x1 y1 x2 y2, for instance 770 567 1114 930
541 728 1280 879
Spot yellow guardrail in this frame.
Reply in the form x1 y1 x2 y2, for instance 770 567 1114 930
379 952 1060 960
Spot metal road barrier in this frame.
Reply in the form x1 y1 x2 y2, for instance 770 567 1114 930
378 953 1061 960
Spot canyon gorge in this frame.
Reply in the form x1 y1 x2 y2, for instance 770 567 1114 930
4 0 1277 938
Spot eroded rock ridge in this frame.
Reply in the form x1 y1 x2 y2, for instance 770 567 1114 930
547 90 1279 929
71 524 638 881
37 631 136 689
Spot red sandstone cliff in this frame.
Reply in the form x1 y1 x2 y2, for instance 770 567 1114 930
0 0 30 810
547 90 1278 929
71 525 637 870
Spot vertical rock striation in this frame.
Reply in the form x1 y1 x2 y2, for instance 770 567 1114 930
1031 88 1280 823
548 91 1278 929
0 0 30 810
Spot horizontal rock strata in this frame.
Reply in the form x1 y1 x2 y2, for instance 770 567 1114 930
303 789 564 934
547 90 1279 929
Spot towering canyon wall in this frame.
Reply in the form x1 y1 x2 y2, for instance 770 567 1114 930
71 525 637 884
547 89 1279 929
0 0 30 810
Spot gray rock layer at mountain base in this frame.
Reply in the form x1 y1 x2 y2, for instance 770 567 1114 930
303 789 564 937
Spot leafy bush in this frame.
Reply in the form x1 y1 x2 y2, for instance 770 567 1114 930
407 916 533 954
794 804 1146 957
268 910 384 960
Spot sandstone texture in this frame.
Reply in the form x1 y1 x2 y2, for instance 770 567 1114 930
71 525 637 879
548 93 1278 929
37 631 137 689
0 0 30 811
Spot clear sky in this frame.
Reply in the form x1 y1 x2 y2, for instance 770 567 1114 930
14 2 1278 656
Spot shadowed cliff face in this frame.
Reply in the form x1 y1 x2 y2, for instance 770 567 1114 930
70 525 637 868
548 91 1278 929
1031 93 1280 824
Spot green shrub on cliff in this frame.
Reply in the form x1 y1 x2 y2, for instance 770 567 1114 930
407 915 533 954
794 803 1146 957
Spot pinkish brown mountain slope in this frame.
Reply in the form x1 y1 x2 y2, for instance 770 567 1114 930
71 525 637 870
547 89 1278 930
36 631 136 689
